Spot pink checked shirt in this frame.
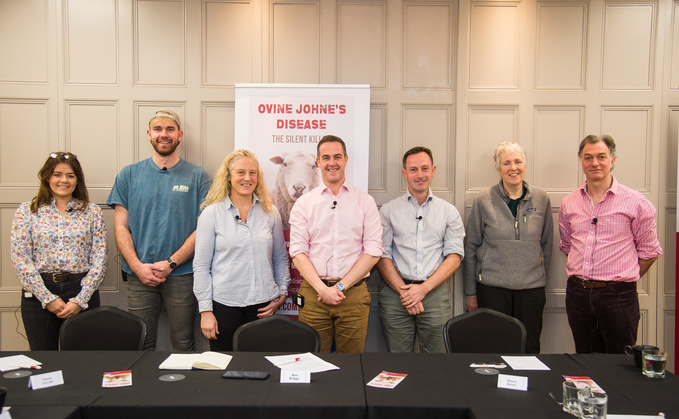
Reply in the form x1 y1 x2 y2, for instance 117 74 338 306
289 181 383 279
558 177 662 282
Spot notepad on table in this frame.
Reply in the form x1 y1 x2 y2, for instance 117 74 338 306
159 352 232 370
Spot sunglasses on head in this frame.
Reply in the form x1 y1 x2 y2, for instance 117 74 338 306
49 152 78 160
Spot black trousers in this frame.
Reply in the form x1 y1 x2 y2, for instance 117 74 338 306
21 280 100 350
210 300 268 351
476 283 545 354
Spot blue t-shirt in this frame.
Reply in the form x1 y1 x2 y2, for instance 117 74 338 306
106 158 212 276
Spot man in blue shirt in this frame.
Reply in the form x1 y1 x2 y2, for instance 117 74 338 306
107 110 211 351
377 146 465 353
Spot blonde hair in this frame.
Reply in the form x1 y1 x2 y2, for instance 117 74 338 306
202 149 274 214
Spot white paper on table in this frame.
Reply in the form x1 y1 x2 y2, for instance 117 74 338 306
0 355 41 372
501 356 550 371
265 352 339 373
608 415 666 418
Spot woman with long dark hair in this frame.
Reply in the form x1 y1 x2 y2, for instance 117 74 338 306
11 152 107 350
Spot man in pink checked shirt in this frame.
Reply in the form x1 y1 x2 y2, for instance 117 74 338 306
559 135 662 354
289 135 383 353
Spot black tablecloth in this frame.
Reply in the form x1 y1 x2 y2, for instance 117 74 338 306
85 351 365 419
362 352 679 419
1 351 677 419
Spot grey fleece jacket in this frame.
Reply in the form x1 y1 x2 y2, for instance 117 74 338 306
463 180 553 295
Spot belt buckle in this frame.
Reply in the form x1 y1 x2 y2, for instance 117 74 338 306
581 280 595 289
52 272 69 283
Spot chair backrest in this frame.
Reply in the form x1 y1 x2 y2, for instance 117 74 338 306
59 306 147 351
443 308 527 354
233 315 321 352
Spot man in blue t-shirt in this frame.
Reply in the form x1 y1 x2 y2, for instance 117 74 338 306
107 110 211 351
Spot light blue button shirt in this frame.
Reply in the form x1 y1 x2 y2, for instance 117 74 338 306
193 194 290 311
379 189 465 281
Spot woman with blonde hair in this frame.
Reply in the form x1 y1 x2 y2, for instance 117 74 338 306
193 149 290 351
11 152 107 350
463 142 553 354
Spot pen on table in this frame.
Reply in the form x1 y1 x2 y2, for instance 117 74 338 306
469 363 506 368
278 358 301 366
10 365 41 370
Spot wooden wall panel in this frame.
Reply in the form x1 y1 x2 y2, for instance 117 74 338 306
469 2 520 89
600 107 652 192
203 0 252 86
64 0 118 84
533 107 584 191
135 0 185 85
369 104 387 193
0 101 50 187
66 101 119 188
402 105 453 192
203 102 235 176
602 3 656 90
535 3 587 90
338 2 387 87
403 2 454 89
271 2 320 83
466 106 517 190
0 0 48 83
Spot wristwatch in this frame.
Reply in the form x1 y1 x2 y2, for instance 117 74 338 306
336 283 345 292
167 258 178 269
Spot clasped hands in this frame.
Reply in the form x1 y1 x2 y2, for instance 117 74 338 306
135 261 174 287
399 283 425 315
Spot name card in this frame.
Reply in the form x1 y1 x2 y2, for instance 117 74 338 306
497 374 528 391
28 370 64 390
281 369 310 384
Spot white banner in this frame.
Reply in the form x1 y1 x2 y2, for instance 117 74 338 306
234 84 371 315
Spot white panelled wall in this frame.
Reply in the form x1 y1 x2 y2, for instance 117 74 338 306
0 0 675 371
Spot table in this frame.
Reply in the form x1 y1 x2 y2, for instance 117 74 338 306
1 351 677 419
362 352 679 419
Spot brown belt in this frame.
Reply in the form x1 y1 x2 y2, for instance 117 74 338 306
403 279 426 285
40 272 88 283
320 278 366 287
568 276 628 289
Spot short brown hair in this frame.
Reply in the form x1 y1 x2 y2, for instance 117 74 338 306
317 135 347 157
402 146 434 170
578 134 616 158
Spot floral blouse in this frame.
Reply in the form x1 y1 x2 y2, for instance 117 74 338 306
10 198 108 309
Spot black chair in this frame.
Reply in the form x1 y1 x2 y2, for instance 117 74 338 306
233 314 321 352
443 308 527 354
59 306 147 351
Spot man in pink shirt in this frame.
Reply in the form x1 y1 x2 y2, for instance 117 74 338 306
289 135 383 353
559 135 662 354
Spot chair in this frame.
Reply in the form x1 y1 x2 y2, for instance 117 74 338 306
233 314 321 352
59 306 147 351
443 308 527 354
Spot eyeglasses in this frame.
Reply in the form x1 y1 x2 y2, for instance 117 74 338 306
49 152 78 160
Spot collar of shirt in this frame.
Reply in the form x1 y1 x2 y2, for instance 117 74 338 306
406 188 433 207
48 197 83 213
318 180 349 197
581 175 619 201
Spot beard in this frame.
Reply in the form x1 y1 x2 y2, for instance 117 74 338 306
151 139 180 156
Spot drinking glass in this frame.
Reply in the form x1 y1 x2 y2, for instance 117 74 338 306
642 350 667 378
563 381 590 415
578 390 607 419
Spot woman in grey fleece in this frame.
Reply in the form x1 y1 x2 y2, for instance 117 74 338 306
463 142 553 354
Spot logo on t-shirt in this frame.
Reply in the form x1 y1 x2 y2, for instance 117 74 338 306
172 185 190 193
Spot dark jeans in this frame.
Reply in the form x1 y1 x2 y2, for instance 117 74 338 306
210 300 268 351
566 279 639 354
476 283 546 354
21 279 100 351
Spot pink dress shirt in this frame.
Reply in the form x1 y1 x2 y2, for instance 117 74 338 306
558 177 662 282
289 181 383 279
